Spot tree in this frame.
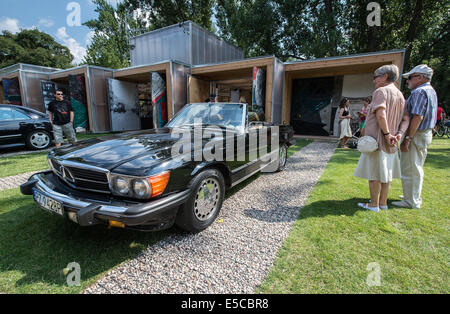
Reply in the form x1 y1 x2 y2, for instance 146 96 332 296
346 0 449 109
84 0 215 69
83 0 137 69
215 0 348 60
0 29 73 68
126 0 214 31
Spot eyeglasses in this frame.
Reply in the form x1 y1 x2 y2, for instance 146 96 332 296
373 74 383 80
55 93 63 96
407 74 421 81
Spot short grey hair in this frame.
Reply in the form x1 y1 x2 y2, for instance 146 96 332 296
374 64 399 83
420 72 433 81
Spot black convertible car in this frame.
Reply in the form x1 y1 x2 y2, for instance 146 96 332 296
0 104 53 150
21 103 295 232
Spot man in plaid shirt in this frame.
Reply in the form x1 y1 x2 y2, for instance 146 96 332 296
392 65 438 209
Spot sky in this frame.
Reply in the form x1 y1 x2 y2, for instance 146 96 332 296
0 0 124 65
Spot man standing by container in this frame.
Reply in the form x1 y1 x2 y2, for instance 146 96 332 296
48 90 77 148
392 65 437 209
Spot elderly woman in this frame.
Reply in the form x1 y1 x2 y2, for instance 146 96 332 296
353 65 410 212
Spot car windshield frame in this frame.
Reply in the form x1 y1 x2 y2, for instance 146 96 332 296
166 103 247 133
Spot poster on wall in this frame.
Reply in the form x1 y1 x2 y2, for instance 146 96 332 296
252 67 266 121
107 78 141 132
68 75 89 130
40 81 56 114
2 78 22 106
151 72 168 128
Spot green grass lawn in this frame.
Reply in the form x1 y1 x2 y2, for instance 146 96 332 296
0 139 312 294
258 137 449 294
0 133 114 178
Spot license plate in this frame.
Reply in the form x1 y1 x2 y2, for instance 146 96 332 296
33 189 64 216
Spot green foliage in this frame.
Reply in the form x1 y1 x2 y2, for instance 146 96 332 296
83 0 135 69
126 0 214 31
0 29 73 69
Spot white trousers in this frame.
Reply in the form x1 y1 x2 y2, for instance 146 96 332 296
400 129 433 208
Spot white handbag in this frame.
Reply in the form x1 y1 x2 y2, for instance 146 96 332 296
357 136 378 153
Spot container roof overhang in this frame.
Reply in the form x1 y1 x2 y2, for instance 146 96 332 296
285 50 405 79
191 56 275 81
113 61 172 83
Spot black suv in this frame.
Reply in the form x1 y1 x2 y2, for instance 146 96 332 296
0 104 53 150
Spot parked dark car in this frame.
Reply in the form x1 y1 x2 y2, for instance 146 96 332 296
21 103 295 232
0 104 53 150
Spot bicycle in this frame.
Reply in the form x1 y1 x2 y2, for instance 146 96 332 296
433 120 448 137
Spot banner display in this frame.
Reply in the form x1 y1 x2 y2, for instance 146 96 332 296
40 81 56 114
68 75 89 129
2 78 22 106
107 78 140 132
252 67 266 121
151 72 168 128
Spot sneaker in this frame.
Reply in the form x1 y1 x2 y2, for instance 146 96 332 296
391 200 412 208
357 202 380 212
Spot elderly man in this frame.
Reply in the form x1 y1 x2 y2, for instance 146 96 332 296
392 65 438 209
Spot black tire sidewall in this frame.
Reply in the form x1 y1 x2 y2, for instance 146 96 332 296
175 168 225 233
277 144 288 172
26 130 51 150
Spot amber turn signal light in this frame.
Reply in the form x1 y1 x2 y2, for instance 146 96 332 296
109 220 125 228
148 171 170 197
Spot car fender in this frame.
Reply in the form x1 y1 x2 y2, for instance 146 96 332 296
190 161 232 188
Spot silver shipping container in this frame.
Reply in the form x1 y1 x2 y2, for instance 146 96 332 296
129 21 244 67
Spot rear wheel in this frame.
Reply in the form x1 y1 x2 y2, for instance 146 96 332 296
26 130 51 150
175 169 225 233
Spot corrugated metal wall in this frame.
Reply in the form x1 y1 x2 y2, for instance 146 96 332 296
130 21 244 67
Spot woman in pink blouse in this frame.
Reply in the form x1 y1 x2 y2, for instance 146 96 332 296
353 65 410 212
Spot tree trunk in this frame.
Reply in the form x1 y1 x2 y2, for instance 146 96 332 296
404 0 424 71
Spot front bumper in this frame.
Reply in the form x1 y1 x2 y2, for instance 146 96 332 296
20 171 190 231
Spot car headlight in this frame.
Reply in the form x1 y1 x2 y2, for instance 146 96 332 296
132 179 150 198
115 177 130 195
109 172 170 200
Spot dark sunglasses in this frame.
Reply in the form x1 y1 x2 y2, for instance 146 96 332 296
407 74 421 80
55 93 63 96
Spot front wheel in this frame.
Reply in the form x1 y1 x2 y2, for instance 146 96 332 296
26 130 51 150
436 124 445 137
277 144 288 172
175 169 225 233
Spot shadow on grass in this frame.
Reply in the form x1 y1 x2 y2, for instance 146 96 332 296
0 190 171 292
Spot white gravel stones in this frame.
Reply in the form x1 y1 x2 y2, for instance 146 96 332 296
83 141 337 294
0 172 38 192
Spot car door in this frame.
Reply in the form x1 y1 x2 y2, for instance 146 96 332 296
0 107 22 145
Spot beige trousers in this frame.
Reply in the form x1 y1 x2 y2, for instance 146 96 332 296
400 129 433 208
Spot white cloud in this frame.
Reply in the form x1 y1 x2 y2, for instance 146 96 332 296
0 17 21 33
85 30 95 46
38 18 54 28
56 27 87 65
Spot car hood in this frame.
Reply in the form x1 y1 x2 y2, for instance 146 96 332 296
51 128 179 172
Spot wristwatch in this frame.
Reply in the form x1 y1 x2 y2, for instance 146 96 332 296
405 136 413 140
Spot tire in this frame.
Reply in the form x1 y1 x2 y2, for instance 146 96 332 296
436 125 445 137
277 144 288 172
26 130 51 150
175 169 225 233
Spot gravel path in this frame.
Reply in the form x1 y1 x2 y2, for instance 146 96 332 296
0 172 39 192
84 141 337 294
